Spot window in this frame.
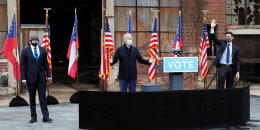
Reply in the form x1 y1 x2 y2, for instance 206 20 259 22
0 0 7 52
226 0 260 25
114 0 181 57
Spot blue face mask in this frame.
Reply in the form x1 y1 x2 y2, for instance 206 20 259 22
127 40 132 46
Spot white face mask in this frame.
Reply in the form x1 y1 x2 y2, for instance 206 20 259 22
127 40 132 46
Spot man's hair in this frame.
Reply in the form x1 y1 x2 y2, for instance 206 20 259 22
225 32 234 37
30 35 39 40
123 33 132 40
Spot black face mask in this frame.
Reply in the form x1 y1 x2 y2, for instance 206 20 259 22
225 38 232 43
30 40 39 46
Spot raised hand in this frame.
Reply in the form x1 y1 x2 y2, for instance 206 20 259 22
211 19 217 28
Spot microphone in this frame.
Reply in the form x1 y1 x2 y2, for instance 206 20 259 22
171 48 183 57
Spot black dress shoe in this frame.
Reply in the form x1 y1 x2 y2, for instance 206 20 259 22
29 118 37 123
43 118 53 123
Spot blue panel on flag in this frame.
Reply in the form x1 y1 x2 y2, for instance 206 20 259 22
163 57 198 72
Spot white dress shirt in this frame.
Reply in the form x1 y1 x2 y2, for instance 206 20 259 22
30 45 40 58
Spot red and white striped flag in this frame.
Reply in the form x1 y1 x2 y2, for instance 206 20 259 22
148 17 159 81
199 17 210 78
41 13 52 76
99 15 114 81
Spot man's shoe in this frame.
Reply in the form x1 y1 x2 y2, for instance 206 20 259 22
43 118 53 123
29 118 37 123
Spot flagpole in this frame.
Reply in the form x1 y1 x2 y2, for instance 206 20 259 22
151 10 159 84
44 8 51 94
13 12 19 96
75 8 79 92
15 4 21 96
155 15 158 85
104 11 108 92
202 10 208 89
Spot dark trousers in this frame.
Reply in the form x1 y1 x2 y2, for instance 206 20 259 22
217 65 234 89
119 79 137 92
28 80 49 119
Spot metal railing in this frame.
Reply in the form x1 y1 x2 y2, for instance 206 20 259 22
204 63 217 89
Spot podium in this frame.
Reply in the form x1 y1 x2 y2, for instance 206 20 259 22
154 64 183 90
154 57 198 90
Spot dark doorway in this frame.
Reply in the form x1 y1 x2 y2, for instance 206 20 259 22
233 35 260 83
20 0 102 89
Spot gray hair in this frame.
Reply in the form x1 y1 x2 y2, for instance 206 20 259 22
123 33 132 40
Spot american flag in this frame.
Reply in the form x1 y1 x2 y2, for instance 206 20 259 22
148 17 159 81
99 15 114 81
172 15 182 57
199 17 210 78
41 13 52 76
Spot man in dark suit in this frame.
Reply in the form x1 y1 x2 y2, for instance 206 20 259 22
210 19 240 89
20 35 53 123
110 33 154 92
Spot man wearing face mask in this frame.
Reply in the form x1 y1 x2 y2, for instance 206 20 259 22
210 19 240 89
20 35 53 123
110 33 154 92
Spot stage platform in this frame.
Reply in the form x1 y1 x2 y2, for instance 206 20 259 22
79 86 250 129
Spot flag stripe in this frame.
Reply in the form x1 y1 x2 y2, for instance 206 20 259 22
41 15 52 76
99 15 114 82
148 17 159 81
199 18 209 78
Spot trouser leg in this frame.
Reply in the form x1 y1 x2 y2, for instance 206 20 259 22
128 80 137 92
226 66 234 88
119 80 128 92
37 80 49 119
28 83 37 119
217 66 226 89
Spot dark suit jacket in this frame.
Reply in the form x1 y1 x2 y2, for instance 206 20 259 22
210 33 240 74
20 45 51 84
111 44 150 80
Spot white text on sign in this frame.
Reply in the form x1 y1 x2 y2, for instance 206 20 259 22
163 57 198 72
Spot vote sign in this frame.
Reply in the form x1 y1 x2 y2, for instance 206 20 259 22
163 57 198 72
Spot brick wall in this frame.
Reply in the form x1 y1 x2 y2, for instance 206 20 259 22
0 62 8 72
182 0 226 89
133 0 227 90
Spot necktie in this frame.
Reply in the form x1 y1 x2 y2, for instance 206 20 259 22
34 47 39 62
226 44 230 64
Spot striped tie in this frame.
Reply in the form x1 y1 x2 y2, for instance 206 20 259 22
34 47 38 62
226 44 230 64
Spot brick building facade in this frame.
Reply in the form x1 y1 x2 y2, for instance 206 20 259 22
108 0 260 91
0 0 259 94
108 0 227 91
